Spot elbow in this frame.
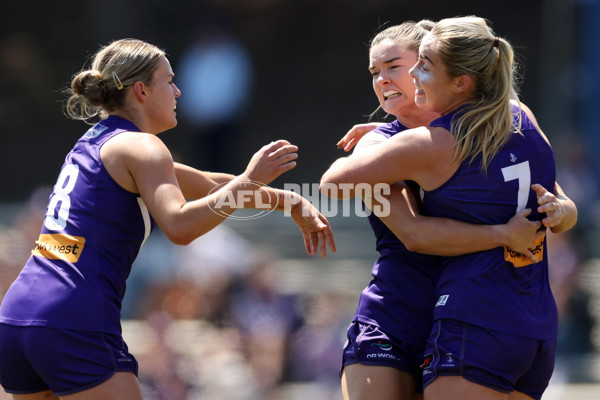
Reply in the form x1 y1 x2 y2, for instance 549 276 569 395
320 169 339 188
400 233 429 254
319 174 343 199
402 238 421 253
385 217 430 253
161 222 198 246
172 235 194 246
320 170 358 200
164 231 195 246
320 158 354 199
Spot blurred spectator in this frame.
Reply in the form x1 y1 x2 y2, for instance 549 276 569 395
230 259 303 393
0 34 52 133
125 225 263 399
0 186 50 298
177 14 253 172
553 133 599 259
287 291 349 397
547 229 597 383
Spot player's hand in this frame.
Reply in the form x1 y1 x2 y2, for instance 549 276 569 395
243 140 298 184
532 183 565 229
337 123 385 152
290 198 336 257
504 208 544 263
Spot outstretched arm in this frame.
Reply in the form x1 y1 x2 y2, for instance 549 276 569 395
174 162 336 257
368 180 576 260
320 125 456 197
336 131 573 260
368 182 543 261
174 162 235 199
132 139 298 245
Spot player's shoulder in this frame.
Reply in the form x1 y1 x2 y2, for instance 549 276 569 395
109 131 166 150
104 131 172 167
393 125 452 147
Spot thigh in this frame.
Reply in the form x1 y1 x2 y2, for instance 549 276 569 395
59 372 142 400
341 322 424 391
423 319 546 397
12 391 58 400
507 391 535 400
425 376 508 400
342 363 417 400
512 336 556 400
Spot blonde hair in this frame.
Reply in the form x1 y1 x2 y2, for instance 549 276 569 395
370 19 435 53
431 16 521 172
368 20 435 120
65 38 166 123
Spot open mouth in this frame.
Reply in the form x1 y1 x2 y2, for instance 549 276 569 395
383 90 401 100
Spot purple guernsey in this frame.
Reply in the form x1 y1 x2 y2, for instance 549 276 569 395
423 105 558 339
353 119 440 349
0 116 154 335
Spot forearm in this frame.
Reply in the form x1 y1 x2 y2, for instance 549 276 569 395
156 174 253 245
240 186 302 213
548 183 577 233
393 216 511 256
174 162 235 199
173 163 303 215
371 184 515 256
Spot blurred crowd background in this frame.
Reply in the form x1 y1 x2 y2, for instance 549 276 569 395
1 0 600 399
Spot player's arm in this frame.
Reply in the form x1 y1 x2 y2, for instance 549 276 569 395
336 122 386 152
174 162 235 199
516 101 578 233
368 182 542 260
219 186 336 257
533 182 577 234
173 163 335 256
129 136 298 245
321 125 455 198
339 132 539 258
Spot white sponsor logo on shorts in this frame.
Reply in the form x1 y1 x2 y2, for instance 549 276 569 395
436 294 449 307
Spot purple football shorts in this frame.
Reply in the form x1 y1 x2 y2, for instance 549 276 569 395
342 321 425 392
0 324 138 396
422 318 556 400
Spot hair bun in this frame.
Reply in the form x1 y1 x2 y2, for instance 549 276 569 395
71 70 106 105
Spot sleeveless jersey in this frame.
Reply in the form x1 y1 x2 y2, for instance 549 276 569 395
353 120 440 348
423 105 558 339
0 116 154 335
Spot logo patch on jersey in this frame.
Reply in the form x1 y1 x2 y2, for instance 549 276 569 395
421 353 434 369
32 233 86 263
504 235 544 267
84 122 108 138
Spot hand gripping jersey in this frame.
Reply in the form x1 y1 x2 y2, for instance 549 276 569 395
0 116 154 335
423 105 557 339
353 120 440 349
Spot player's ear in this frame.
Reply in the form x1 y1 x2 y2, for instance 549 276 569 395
132 81 147 101
454 74 472 94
